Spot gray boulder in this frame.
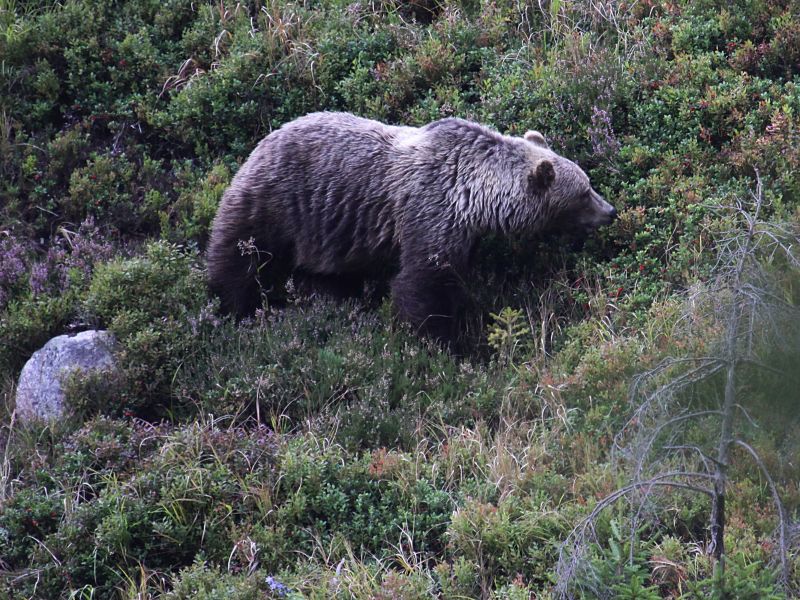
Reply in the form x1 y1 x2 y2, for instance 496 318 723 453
15 330 117 422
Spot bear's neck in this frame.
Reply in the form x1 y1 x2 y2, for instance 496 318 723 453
454 154 549 236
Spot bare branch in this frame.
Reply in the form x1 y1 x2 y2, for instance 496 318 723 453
620 358 724 448
733 403 759 429
630 411 724 481
555 472 714 600
733 439 790 591
663 445 721 471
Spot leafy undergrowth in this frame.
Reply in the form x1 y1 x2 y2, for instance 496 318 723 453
1 0 800 598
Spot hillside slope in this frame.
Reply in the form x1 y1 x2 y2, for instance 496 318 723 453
1 0 799 597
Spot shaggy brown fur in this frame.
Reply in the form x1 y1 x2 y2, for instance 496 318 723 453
207 112 616 341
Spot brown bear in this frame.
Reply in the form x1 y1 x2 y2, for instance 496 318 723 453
207 112 616 341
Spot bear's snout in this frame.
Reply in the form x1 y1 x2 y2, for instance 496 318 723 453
590 192 617 227
600 204 617 225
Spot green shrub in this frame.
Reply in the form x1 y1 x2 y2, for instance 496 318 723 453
80 241 208 416
0 292 80 378
166 561 267 599
447 495 569 589
66 152 137 226
680 553 783 600
167 162 231 244
84 240 205 335
260 438 454 567
0 486 64 567
435 556 481 599
0 417 281 599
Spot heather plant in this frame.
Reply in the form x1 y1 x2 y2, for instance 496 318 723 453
587 106 621 168
0 219 117 378
170 297 511 448
0 233 29 309
28 218 116 299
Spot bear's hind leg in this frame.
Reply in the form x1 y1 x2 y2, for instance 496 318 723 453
208 231 293 318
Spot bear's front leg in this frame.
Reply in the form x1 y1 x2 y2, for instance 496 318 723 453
391 265 464 344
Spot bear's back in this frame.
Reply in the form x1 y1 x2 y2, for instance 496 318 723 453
253 113 417 273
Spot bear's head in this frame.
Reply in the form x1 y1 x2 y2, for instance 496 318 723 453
523 134 617 235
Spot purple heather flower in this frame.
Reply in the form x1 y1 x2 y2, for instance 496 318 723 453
27 217 117 299
0 235 29 308
265 575 290 597
588 105 621 159
188 302 222 335
28 262 51 296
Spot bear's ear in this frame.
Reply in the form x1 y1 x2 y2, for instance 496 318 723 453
524 130 548 148
529 160 555 191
